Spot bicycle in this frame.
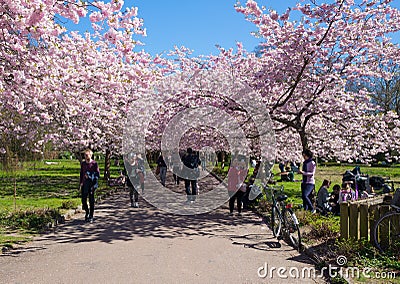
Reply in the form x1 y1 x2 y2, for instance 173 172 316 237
262 183 302 252
373 188 400 255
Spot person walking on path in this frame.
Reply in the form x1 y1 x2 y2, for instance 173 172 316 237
227 158 240 215
156 153 168 187
125 153 140 208
136 153 145 194
227 158 248 216
298 149 316 213
79 149 100 222
171 152 182 185
182 148 201 203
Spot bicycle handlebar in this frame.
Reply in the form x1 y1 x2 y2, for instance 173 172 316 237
261 182 284 197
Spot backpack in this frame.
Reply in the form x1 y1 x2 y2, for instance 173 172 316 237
369 176 385 190
182 154 200 179
184 154 199 169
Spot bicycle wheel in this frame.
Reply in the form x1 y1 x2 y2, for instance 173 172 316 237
271 205 282 237
373 211 400 255
283 208 302 251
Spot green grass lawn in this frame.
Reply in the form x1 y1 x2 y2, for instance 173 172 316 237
0 159 122 206
0 158 123 248
0 196 81 212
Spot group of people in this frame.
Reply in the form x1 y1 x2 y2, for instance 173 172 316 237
298 149 365 216
79 146 362 222
156 148 201 203
79 149 146 223
278 161 297 182
125 148 202 208
316 180 369 216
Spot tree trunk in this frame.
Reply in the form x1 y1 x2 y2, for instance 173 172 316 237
104 149 111 180
221 151 225 169
299 129 309 151
11 153 18 211
75 151 83 163
249 160 261 186
3 144 10 170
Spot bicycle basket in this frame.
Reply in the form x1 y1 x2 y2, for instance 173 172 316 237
391 188 400 208
249 185 262 201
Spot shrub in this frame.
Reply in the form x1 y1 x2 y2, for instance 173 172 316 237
306 222 339 240
0 209 61 233
60 200 76 210
297 211 340 242
335 238 400 270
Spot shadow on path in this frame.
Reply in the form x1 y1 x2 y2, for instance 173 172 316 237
39 191 263 246
7 171 318 271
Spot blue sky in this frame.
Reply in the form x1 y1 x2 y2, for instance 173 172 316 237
131 0 299 56
65 0 299 55
66 0 399 56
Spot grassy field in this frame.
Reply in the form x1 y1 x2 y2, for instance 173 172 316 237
0 159 124 209
0 158 123 247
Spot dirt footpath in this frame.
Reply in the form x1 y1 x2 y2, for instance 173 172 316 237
0 188 325 284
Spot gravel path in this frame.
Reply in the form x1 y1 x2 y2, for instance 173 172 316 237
0 172 325 284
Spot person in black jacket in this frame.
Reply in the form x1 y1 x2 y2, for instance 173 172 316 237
157 153 168 186
182 148 201 203
80 149 100 222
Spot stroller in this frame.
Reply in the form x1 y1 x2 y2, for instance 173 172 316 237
342 166 369 200
369 176 392 193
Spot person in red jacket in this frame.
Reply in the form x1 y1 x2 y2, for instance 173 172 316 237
80 149 100 223
228 158 248 216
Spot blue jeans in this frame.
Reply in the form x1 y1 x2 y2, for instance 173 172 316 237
301 183 315 211
159 166 167 186
185 179 197 201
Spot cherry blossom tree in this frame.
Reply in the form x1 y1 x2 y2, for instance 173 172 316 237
232 0 400 161
3 0 400 171
0 0 156 174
